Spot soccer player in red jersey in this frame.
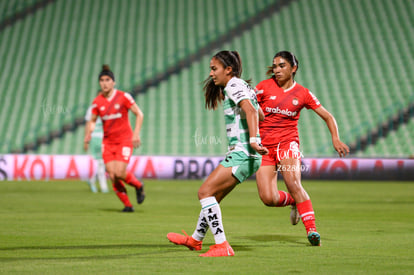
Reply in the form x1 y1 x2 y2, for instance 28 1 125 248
84 65 145 212
255 51 349 246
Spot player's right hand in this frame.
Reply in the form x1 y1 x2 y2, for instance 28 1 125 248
83 142 89 152
333 138 350 157
251 142 269 155
83 135 91 151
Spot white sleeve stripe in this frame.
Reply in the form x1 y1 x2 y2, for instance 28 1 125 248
124 93 136 104
300 211 314 217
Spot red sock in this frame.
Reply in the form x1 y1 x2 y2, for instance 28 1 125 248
276 191 295 207
296 200 317 233
112 181 132 207
125 172 142 189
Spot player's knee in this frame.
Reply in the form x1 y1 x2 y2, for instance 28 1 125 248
108 173 116 182
114 172 122 180
197 186 213 200
197 189 206 200
112 170 125 181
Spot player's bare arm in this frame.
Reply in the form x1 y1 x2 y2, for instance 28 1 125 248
130 103 144 148
258 106 265 121
313 106 350 157
84 113 98 151
239 99 269 155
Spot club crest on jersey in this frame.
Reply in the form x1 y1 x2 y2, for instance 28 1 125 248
292 98 299 106
270 96 277 100
114 104 120 109
100 106 105 111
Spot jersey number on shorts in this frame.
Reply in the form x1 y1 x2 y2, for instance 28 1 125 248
122 147 131 160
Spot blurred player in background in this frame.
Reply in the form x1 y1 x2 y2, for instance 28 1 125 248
84 65 145 212
167 51 268 257
255 51 350 246
84 96 109 193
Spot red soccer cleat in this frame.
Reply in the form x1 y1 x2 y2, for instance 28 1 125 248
167 230 202 251
199 241 234 257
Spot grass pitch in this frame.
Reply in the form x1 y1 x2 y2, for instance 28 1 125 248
0 179 413 274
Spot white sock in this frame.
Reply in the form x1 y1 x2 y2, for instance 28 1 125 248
200 196 226 244
97 159 108 193
88 173 97 193
192 209 209 241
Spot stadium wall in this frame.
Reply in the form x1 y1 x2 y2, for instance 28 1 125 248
0 155 413 181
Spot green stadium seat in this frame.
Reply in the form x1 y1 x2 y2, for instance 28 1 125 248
0 0 412 158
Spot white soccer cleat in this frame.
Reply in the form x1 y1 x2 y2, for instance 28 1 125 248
290 205 300 225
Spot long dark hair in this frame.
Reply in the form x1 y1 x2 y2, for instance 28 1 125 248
266 51 299 78
203 50 243 110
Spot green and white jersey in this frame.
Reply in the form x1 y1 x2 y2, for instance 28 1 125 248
223 77 261 158
85 106 103 139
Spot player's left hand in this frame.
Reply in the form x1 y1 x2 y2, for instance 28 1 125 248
333 138 350 157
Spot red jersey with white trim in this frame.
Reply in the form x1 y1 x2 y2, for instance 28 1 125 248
256 78 321 147
91 89 135 144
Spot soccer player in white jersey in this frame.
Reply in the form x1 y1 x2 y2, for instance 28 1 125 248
84 99 108 193
167 51 269 257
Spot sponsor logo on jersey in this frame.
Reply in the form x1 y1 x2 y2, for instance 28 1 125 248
102 113 122 120
292 98 299 106
265 106 297 117
233 90 244 100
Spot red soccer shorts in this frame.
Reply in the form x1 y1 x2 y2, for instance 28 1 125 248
102 142 133 164
261 141 303 166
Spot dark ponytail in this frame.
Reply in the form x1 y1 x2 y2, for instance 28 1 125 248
99 64 115 81
203 51 243 110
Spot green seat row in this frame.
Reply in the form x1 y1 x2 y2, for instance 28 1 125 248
3 0 414 158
